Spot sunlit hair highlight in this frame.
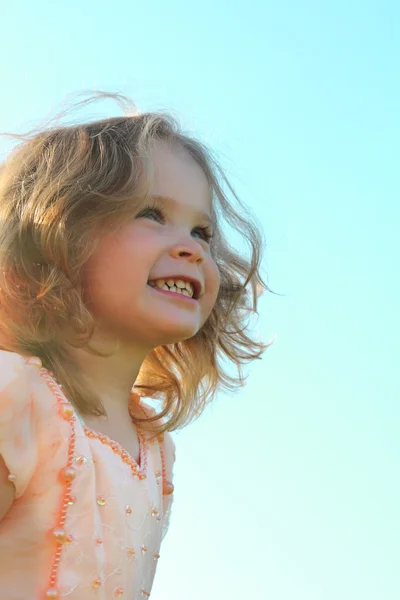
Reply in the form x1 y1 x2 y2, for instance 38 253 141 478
0 91 276 439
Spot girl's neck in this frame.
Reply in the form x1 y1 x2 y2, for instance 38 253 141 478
62 333 150 413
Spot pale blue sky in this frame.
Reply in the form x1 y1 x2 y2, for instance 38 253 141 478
1 1 399 598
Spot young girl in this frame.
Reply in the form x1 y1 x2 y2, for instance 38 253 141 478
0 92 272 599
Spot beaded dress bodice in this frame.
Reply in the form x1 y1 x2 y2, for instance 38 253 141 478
0 350 176 600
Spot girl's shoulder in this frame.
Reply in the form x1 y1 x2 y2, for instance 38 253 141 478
0 348 33 383
0 349 48 415
0 350 43 415
0 350 52 499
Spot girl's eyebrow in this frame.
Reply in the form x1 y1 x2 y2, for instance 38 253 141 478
149 194 214 227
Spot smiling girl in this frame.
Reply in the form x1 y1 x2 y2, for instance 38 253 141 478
0 92 273 599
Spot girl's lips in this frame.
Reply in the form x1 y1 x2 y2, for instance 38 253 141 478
147 284 198 305
147 276 202 299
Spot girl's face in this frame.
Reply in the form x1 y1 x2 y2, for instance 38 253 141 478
81 141 221 350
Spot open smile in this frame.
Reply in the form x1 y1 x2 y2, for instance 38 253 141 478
147 284 198 305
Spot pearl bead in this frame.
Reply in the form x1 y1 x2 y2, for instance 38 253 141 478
163 481 174 495
61 467 76 482
45 588 59 599
25 356 42 368
60 403 74 418
92 576 103 589
52 528 66 542
7 473 16 482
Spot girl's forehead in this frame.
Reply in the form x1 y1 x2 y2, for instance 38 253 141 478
147 142 213 213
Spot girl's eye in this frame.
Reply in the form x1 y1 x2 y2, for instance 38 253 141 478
136 205 214 244
192 226 214 244
136 206 165 222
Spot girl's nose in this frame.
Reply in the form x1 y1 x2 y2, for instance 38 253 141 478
170 240 205 263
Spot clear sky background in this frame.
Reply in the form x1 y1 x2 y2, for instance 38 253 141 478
1 1 399 598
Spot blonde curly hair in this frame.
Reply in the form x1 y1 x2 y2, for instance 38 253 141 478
0 91 276 438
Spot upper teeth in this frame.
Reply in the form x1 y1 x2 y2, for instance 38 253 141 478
148 279 195 298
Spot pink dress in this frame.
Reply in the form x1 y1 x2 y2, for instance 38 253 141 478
0 350 176 599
